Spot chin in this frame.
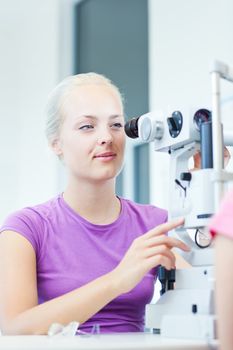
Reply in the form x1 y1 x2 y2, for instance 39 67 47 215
94 169 118 182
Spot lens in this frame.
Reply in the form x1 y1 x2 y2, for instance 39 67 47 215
193 109 212 131
124 117 139 138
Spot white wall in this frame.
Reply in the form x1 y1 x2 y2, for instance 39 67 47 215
0 0 77 223
148 0 233 209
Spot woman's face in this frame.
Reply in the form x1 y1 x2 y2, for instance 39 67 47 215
54 84 126 183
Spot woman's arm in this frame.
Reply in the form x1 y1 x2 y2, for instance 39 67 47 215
0 230 119 335
0 219 189 335
215 234 233 350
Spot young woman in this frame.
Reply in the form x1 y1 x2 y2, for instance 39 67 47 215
0 73 189 335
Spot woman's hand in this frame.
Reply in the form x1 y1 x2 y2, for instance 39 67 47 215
112 218 190 294
191 147 231 171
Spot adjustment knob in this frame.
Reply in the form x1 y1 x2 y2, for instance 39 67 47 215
180 172 192 181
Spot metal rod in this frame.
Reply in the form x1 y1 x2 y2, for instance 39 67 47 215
211 71 224 210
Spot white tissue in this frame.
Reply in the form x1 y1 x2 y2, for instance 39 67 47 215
47 321 79 337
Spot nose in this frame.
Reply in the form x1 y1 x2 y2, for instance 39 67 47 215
97 127 113 146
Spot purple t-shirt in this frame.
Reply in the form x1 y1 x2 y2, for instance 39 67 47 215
0 194 167 333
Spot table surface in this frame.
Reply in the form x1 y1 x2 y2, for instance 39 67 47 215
0 333 218 350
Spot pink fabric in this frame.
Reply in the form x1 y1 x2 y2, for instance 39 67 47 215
209 188 233 239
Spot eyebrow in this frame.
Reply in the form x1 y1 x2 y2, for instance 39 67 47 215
75 114 124 121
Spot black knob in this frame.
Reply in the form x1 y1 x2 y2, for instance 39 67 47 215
180 172 192 181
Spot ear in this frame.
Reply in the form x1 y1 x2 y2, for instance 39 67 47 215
51 138 63 157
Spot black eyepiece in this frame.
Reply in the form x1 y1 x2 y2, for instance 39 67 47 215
193 109 212 131
124 117 140 138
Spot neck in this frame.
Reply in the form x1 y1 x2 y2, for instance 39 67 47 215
63 177 121 225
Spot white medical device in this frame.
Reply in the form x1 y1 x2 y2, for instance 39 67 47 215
124 60 233 339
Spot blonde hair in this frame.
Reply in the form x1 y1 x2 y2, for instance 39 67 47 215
45 72 124 144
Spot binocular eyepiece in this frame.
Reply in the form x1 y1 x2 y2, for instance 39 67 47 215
124 108 212 139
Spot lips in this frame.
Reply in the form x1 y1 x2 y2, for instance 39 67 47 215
94 152 117 158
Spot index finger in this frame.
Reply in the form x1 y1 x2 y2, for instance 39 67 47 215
144 217 185 240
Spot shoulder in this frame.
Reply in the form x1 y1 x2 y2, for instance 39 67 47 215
120 197 168 226
0 195 61 253
2 195 61 226
121 197 167 217
209 188 233 239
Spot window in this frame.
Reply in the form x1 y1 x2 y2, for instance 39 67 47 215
74 0 149 202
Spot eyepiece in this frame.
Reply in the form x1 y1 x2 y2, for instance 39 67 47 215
193 109 212 131
124 117 140 138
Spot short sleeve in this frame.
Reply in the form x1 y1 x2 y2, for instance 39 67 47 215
209 189 233 239
0 208 43 256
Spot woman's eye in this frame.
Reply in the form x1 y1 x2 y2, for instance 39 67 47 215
79 124 94 130
111 123 123 129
